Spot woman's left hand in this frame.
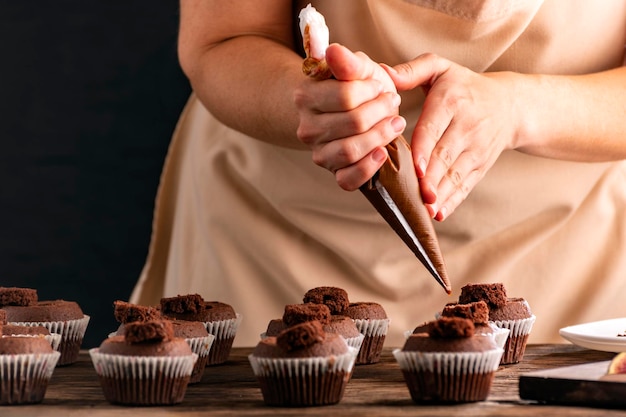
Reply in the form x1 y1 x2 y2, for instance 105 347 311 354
384 53 522 220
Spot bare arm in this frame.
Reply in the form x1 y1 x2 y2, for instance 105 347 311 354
178 0 307 149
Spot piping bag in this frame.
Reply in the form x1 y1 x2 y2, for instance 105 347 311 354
299 4 451 294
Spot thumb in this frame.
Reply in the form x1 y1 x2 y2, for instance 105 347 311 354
326 43 397 92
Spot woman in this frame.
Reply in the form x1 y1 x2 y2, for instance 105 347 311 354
131 0 626 347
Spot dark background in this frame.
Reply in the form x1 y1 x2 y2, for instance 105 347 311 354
0 1 191 347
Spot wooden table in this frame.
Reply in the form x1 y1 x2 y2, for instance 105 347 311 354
3 344 626 416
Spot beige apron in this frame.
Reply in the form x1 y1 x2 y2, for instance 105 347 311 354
131 0 626 346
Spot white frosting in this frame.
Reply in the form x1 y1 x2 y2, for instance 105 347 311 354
298 3 329 60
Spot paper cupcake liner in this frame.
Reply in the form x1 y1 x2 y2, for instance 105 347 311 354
0 351 61 405
393 348 503 403
204 313 242 339
186 334 215 384
248 347 357 406
89 348 197 405
492 315 536 365
203 313 242 365
344 333 365 351
352 318 390 337
10 315 90 366
492 315 536 338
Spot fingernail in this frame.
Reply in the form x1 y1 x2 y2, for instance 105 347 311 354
417 157 427 177
427 203 437 218
392 93 401 107
372 148 387 163
437 206 447 220
391 116 405 133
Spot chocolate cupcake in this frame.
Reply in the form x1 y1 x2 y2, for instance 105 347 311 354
160 294 240 365
90 320 197 405
112 300 214 384
249 320 358 406
0 323 61 405
394 317 503 403
459 283 535 364
344 301 390 364
1 287 90 366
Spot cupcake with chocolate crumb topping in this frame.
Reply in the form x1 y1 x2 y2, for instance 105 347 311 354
458 283 535 364
112 300 213 384
249 320 357 407
394 317 503 403
90 319 197 406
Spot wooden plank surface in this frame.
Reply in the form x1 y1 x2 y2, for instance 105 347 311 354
2 345 625 416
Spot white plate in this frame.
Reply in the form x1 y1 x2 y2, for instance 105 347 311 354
559 318 626 352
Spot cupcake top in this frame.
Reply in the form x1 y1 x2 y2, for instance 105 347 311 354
0 287 37 306
488 298 532 322
324 315 361 339
113 301 208 339
441 300 495 334
404 317 498 353
0 324 53 355
302 286 349 315
2 324 50 336
160 294 236 322
344 301 388 320
457 283 531 322
283 303 331 326
458 283 508 310
253 320 349 359
114 300 161 324
3 300 84 322
99 320 192 357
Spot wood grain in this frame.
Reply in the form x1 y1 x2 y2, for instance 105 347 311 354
2 345 624 416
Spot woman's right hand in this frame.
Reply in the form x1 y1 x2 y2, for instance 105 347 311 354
294 43 406 191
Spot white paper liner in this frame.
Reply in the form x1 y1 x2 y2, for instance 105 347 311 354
10 314 90 341
0 350 60 377
204 313 242 340
185 334 215 358
393 347 503 375
486 325 510 350
249 346 358 378
492 315 536 338
0 350 61 404
344 333 365 351
89 348 197 379
353 318 390 337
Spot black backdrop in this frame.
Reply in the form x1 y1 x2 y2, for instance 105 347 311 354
0 1 191 347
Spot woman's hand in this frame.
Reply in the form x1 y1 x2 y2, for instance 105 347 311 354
385 53 521 221
294 43 406 191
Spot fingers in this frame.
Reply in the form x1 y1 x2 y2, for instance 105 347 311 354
327 44 397 93
314 114 406 190
383 53 451 92
297 89 401 146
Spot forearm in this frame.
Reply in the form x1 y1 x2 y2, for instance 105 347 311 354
184 36 307 149
178 0 307 150
514 66 626 161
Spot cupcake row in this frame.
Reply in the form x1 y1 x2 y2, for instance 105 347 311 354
0 283 535 407
247 283 536 406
